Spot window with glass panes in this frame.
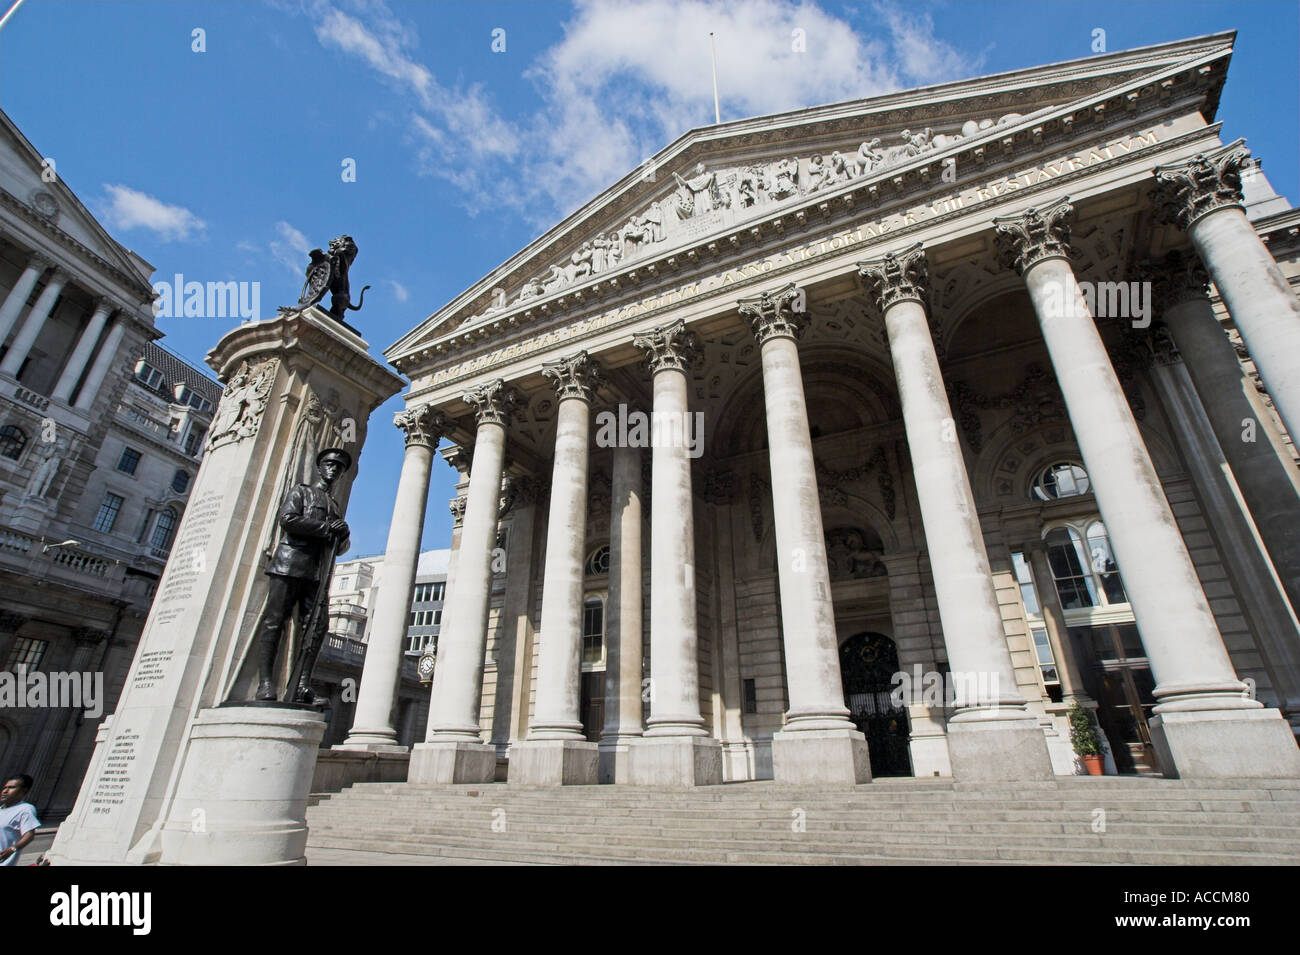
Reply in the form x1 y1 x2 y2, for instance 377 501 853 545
5 636 48 672
150 508 179 551
117 447 142 475
582 596 604 666
0 425 27 460
93 492 125 532
1011 551 1061 700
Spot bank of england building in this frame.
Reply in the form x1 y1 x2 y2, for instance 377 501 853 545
339 32 1300 787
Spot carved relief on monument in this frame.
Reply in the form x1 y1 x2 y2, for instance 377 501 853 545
207 358 279 451
824 526 888 581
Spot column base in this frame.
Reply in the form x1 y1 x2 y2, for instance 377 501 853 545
772 728 871 785
907 704 952 777
408 740 497 784
628 736 722 786
1150 707 1300 778
509 739 599 786
947 715 1054 781
332 741 408 754
597 735 640 784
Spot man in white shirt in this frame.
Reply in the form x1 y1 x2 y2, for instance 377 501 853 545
0 775 40 866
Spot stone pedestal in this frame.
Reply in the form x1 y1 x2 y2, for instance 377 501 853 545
158 705 325 866
408 740 498 784
44 307 402 865
1150 708 1300 779
947 717 1056 782
772 728 870 786
628 736 723 787
510 739 599 786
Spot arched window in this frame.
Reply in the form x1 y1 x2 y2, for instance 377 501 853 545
582 596 604 665
0 425 27 460
171 469 190 493
1044 522 1127 609
1032 462 1091 501
584 544 610 576
150 508 179 553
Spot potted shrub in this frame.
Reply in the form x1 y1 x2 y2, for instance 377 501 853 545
1068 700 1106 775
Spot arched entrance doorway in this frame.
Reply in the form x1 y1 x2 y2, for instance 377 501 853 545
839 632 912 777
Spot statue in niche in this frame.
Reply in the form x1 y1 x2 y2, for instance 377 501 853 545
249 447 352 704
288 234 370 323
25 441 62 500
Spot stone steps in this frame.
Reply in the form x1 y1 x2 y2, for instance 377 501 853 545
306 777 1300 865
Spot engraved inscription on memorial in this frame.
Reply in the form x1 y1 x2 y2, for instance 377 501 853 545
89 730 138 814
151 491 223 628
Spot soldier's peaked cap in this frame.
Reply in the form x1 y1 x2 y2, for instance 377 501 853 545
316 447 353 470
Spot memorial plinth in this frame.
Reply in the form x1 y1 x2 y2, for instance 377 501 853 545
46 307 403 865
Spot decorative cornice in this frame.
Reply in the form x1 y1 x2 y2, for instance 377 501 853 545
737 282 809 346
632 319 701 374
463 379 519 427
857 242 929 311
541 350 603 402
993 197 1076 274
1143 248 1210 312
1151 139 1249 230
394 405 448 449
441 443 472 473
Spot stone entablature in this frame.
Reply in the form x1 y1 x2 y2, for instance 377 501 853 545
408 114 1214 409
390 37 1233 380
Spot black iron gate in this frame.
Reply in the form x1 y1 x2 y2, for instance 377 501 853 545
840 632 913 777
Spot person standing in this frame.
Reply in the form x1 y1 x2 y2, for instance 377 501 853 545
0 775 40 866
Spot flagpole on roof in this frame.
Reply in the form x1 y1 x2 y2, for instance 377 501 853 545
0 0 29 31
709 32 721 124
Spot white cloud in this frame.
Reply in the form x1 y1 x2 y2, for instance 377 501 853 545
306 0 980 221
98 184 206 241
387 279 409 303
269 220 311 275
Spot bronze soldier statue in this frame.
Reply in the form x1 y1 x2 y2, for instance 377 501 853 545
253 447 352 703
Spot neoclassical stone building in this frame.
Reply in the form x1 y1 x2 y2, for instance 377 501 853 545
342 32 1300 786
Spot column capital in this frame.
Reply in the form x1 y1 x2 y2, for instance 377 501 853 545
993 198 1075 275
1142 249 1211 313
857 243 929 311
632 318 700 374
737 282 809 345
542 350 603 402
92 295 116 315
393 404 448 449
1151 139 1250 231
462 378 519 427
26 250 52 271
449 496 466 526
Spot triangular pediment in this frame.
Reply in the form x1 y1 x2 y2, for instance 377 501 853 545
389 31 1235 364
0 107 156 297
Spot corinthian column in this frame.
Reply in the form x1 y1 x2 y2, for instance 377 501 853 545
1153 142 1300 442
599 444 643 783
1146 249 1300 618
511 351 602 785
859 246 1052 781
340 405 445 750
627 319 721 786
0 251 49 344
737 283 869 784
53 297 115 403
995 199 1300 778
1 267 67 378
411 379 518 784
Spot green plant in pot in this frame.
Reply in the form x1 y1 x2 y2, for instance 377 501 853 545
1068 699 1106 776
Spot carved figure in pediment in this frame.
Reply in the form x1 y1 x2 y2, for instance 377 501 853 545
571 242 594 280
769 158 800 199
901 127 935 157
805 154 828 193
591 234 612 273
829 150 859 183
489 287 507 310
605 231 624 269
518 276 544 302
646 201 665 241
621 216 656 257
856 138 885 174
673 163 720 218
735 169 762 207
542 263 570 292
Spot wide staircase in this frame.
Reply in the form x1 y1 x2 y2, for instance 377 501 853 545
306 776 1300 865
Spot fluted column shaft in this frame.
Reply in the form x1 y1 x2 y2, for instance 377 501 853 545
1155 142 1300 442
53 298 114 403
528 353 600 740
600 445 644 763
342 407 443 748
426 381 516 741
1 268 67 378
0 253 49 344
74 320 126 411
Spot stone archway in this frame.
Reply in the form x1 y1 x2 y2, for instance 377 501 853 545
838 632 912 777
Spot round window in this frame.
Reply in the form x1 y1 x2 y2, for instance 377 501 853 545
1031 462 1090 501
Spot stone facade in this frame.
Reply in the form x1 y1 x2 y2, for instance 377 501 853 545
347 33 1300 784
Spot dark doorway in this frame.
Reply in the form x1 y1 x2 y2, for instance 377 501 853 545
839 632 912 777
580 671 604 741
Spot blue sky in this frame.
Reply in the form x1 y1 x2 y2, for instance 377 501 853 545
1 0 1296 560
